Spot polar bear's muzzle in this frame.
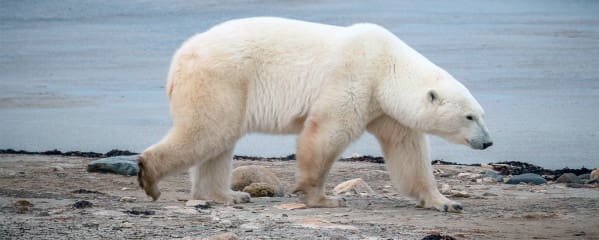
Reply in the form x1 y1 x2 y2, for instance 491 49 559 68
467 124 492 150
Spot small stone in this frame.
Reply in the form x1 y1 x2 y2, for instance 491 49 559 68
506 173 547 185
231 166 284 197
203 232 238 240
243 182 277 197
220 219 232 227
73 200 93 209
275 203 307 210
121 187 133 191
556 173 581 184
590 169 599 180
15 200 33 214
240 223 262 231
120 222 134 228
422 233 457 240
333 178 375 196
87 155 139 176
52 166 65 172
457 172 482 180
119 196 136 202
450 191 470 198
483 192 498 196
124 207 155 215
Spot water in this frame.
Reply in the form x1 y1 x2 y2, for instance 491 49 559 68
1 0 598 169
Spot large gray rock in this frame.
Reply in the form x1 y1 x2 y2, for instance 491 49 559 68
87 155 138 176
556 173 581 184
506 173 547 185
231 165 284 197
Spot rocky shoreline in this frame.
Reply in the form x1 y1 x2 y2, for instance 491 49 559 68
1 148 593 179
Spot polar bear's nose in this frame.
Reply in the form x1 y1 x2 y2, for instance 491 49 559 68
482 141 493 149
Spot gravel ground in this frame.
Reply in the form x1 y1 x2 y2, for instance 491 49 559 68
1 154 598 239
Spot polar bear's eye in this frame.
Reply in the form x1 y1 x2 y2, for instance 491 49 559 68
466 115 474 121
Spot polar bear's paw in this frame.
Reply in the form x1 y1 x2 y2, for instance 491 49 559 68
419 195 462 213
137 157 161 201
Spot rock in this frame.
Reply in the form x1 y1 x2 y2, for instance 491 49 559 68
87 155 139 176
52 166 65 172
15 200 33 214
120 222 133 228
578 173 591 180
186 200 211 209
482 171 504 182
243 182 277 197
119 196 136 202
71 189 103 194
275 203 307 210
591 169 599 180
124 207 155 215
450 191 470 198
231 165 284 197
587 178 598 184
556 173 580 184
202 232 238 240
483 192 498 197
73 200 93 209
422 233 457 240
506 173 547 185
332 178 375 196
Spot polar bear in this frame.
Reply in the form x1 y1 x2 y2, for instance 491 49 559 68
137 17 492 212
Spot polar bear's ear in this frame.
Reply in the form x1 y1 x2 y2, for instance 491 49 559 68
428 90 439 104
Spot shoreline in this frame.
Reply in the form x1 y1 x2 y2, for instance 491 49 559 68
1 148 593 179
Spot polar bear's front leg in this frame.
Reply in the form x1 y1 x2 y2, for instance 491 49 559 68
190 149 250 205
367 116 462 212
293 117 358 208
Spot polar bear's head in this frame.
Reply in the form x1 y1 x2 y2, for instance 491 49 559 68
420 73 493 150
379 68 493 150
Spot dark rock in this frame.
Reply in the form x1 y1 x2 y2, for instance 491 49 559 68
579 173 591 180
506 173 547 185
87 155 139 176
15 200 33 214
556 173 580 184
124 207 155 215
105 149 137 157
587 179 598 184
73 200 93 209
71 189 103 194
422 233 457 240
482 171 504 182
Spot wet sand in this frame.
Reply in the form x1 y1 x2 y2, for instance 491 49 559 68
1 1 598 169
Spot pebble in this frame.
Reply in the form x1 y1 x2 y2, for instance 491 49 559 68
231 165 284 197
87 155 139 176
332 178 375 196
483 192 498 197
457 172 481 180
73 200 93 209
124 207 155 215
506 173 547 185
240 223 262 231
119 196 136 202
295 218 357 230
556 173 580 184
566 183 584 188
14 200 33 214
120 222 134 228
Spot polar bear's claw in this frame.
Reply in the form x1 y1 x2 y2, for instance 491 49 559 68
137 158 161 201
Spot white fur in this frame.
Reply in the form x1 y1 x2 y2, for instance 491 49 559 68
137 17 490 211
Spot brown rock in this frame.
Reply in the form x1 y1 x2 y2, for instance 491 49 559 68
242 182 276 197
332 178 375 196
15 200 33 214
231 165 284 197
